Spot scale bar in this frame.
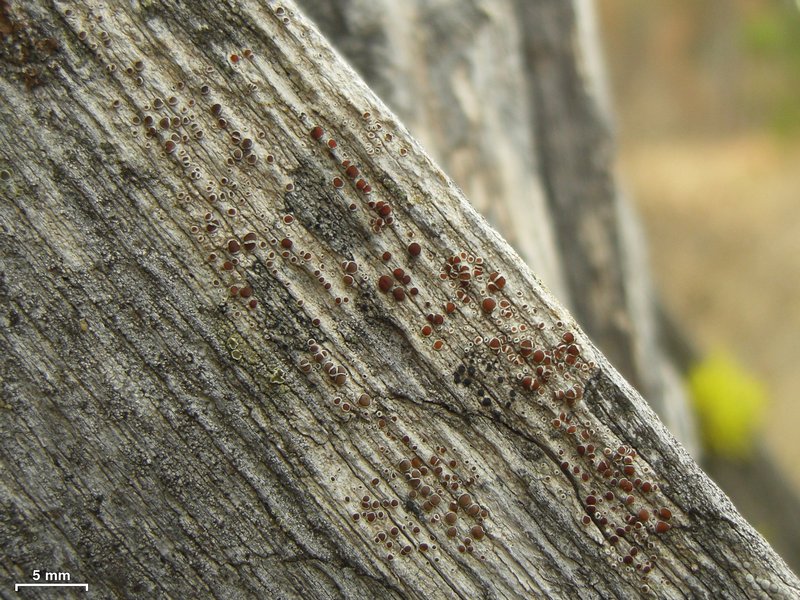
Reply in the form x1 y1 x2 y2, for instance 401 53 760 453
15 583 88 591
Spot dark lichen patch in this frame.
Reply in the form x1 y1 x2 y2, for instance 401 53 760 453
1 1 59 89
241 262 286 314
282 166 359 257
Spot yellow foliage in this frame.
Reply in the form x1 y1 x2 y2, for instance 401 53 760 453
688 353 767 458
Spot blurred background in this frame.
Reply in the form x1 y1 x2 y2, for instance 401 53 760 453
599 0 800 494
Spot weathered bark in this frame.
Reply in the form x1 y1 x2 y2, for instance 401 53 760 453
297 0 698 454
0 2 797 599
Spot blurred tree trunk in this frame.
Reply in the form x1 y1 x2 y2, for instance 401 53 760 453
1 1 798 598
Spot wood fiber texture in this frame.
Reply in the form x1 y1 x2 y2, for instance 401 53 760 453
0 1 797 598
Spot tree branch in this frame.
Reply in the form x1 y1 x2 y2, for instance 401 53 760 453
0 0 796 597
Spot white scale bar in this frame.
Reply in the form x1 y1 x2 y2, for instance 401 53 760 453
15 583 88 590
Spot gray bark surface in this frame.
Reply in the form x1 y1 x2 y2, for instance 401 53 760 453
0 1 797 598
297 0 697 452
